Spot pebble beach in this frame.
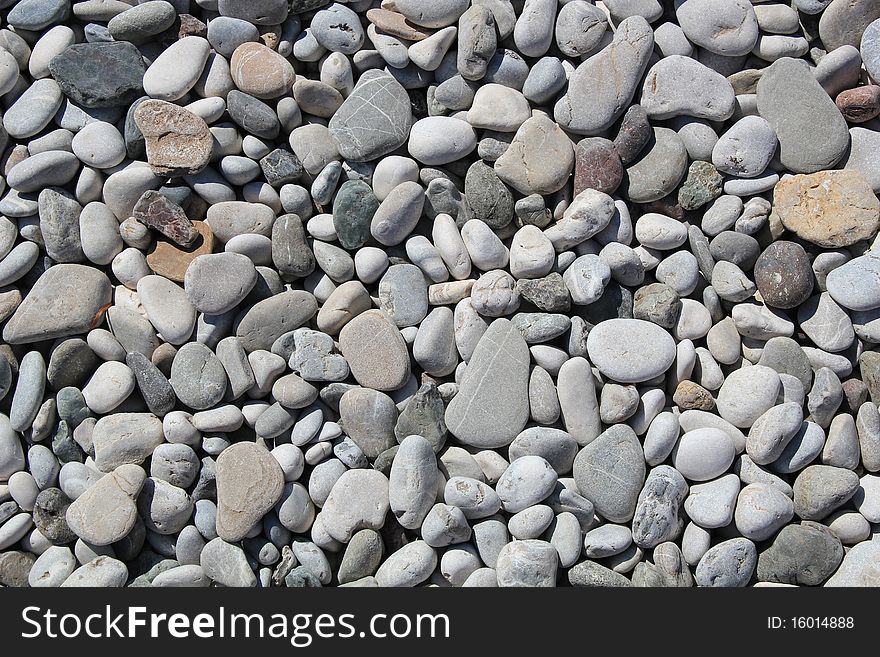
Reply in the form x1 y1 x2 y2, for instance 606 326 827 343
0 0 877 588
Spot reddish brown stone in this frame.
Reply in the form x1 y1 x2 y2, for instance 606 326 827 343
842 378 868 412
146 221 214 283
574 137 623 197
178 14 207 39
835 85 880 123
366 9 431 41
133 190 199 247
639 194 686 221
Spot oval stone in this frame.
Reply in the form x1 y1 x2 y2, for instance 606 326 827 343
586 319 676 383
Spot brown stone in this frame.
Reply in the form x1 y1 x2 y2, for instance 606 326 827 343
215 442 284 542
178 13 207 39
134 100 212 177
133 190 199 246
574 137 623 197
728 69 762 95
4 145 27 175
842 378 868 412
639 194 685 221
230 42 295 100
673 381 715 411
835 85 880 123
146 221 214 283
258 25 281 50
0 287 21 324
753 240 814 310
773 170 880 247
366 9 431 41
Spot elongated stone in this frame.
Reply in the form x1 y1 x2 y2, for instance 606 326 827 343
554 16 654 135
215 442 284 542
445 318 530 448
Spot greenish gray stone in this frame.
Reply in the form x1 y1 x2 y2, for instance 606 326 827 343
678 160 723 211
47 339 98 391
633 283 681 330
515 273 571 312
394 383 447 453
56 387 92 428
338 529 383 584
52 421 82 464
465 160 514 229
285 566 322 587
793 465 859 520
126 351 176 417
333 180 379 250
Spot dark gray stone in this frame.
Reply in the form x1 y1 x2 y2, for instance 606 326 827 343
127 351 176 417
756 522 843 585
47 339 98 391
49 42 146 108
226 90 280 140
260 149 303 186
32 488 76 544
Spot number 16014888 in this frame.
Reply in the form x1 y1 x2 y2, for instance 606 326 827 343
767 617 854 630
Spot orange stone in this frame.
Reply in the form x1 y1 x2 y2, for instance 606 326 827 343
146 220 214 282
